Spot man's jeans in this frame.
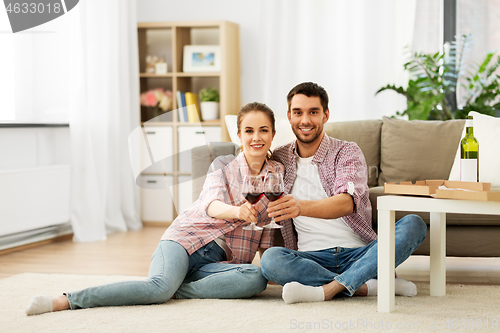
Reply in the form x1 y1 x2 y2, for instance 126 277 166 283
260 214 427 296
66 240 267 309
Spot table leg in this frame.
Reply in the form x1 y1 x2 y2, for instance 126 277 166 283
377 209 395 312
430 212 446 296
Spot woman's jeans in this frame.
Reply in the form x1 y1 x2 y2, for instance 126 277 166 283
66 240 267 309
260 214 427 296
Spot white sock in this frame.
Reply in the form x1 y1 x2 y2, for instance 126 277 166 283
282 281 325 304
366 279 378 296
25 295 53 315
363 278 417 297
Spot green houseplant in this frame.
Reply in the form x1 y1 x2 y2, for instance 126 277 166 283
199 87 220 121
199 87 220 103
376 35 500 120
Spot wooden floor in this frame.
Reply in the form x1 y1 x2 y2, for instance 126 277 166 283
0 226 166 280
1 226 499 285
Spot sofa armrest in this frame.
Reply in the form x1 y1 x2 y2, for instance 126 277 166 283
191 142 239 201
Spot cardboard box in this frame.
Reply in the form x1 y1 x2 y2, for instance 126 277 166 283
384 180 500 202
435 181 500 202
384 180 447 196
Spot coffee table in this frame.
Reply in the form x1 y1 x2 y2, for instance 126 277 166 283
377 195 500 313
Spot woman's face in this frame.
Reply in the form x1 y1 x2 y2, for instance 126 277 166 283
237 111 275 161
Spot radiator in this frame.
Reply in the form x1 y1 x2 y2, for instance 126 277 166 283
0 165 71 247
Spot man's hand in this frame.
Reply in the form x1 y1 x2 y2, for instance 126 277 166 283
237 201 258 223
266 194 301 222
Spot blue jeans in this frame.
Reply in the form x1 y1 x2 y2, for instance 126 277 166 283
66 240 267 309
260 214 427 296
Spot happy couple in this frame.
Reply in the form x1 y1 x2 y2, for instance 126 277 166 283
25 82 426 315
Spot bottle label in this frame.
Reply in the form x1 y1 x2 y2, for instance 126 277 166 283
460 159 478 182
465 119 473 128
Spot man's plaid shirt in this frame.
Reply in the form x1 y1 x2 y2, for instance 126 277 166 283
272 133 377 251
162 153 284 264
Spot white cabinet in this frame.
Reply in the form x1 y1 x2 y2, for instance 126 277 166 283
141 126 173 174
141 175 174 222
176 175 193 214
178 126 221 174
140 125 221 223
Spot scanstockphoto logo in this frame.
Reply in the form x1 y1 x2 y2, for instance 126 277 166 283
3 0 79 33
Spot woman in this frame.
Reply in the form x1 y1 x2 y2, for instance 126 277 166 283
26 102 284 315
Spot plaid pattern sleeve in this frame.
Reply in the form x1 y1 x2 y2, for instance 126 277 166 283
162 154 284 264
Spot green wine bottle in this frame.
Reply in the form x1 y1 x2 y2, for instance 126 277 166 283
460 115 479 182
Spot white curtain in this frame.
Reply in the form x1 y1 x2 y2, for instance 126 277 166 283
69 0 141 242
259 0 416 121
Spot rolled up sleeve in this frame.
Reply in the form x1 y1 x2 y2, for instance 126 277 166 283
333 143 369 214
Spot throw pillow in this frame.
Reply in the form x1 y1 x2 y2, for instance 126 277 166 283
225 115 296 150
448 111 500 188
379 116 464 186
324 120 382 188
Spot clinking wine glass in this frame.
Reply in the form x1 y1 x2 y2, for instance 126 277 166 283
263 172 284 229
242 175 264 231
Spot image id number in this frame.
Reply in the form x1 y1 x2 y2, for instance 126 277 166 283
6 2 62 14
444 318 498 330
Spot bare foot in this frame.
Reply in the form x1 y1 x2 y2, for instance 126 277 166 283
322 281 369 300
52 295 70 311
354 283 368 296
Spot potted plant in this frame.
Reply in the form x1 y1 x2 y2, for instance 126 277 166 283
376 34 500 120
199 87 220 120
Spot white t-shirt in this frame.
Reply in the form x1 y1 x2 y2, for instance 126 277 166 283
290 156 366 252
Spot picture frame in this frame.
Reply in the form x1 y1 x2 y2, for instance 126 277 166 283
183 45 221 72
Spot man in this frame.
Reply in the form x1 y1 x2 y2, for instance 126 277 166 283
260 82 427 304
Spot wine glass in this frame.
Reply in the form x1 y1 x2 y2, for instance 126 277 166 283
263 172 284 229
242 175 264 231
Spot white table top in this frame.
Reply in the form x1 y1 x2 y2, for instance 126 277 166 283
377 195 500 215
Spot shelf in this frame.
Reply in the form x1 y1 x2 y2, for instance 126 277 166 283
142 120 222 126
140 73 220 78
138 20 240 223
140 73 173 78
176 72 221 77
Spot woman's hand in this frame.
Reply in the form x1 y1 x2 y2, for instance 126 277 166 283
237 201 258 223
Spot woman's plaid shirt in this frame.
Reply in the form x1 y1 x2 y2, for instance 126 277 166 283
162 153 284 264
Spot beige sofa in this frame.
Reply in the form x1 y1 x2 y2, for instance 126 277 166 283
192 117 500 257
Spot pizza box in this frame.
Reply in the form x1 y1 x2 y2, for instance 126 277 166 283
385 180 500 202
384 180 448 196
435 181 500 202
384 180 491 197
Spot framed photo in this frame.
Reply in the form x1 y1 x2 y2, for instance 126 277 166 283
183 45 221 72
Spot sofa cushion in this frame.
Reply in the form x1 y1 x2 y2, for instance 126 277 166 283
378 117 465 186
324 120 382 187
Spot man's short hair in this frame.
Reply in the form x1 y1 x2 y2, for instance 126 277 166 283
287 82 329 113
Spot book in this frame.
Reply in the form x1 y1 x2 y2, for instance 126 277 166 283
181 92 188 122
185 92 202 123
176 91 185 122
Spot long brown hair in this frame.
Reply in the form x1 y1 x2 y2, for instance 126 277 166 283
236 102 276 158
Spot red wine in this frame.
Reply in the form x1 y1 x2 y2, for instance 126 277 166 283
243 192 263 204
264 192 283 202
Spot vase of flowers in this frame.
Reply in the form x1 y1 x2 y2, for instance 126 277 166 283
140 88 173 120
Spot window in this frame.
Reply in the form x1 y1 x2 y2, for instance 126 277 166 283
0 6 72 122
